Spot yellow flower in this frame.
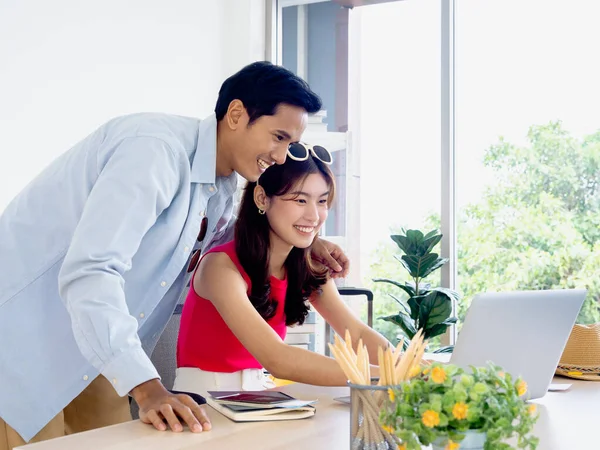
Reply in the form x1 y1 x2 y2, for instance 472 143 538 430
445 440 460 450
431 366 447 384
382 424 394 434
528 404 537 415
517 380 528 396
423 368 431 375
397 444 407 450
388 388 395 402
421 409 440 428
452 402 469 420
408 365 421 378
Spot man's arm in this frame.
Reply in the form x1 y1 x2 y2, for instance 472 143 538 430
58 137 209 432
58 137 177 392
218 221 350 278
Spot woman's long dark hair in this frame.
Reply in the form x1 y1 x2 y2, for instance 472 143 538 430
235 156 336 326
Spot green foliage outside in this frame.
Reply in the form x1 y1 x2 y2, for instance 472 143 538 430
363 122 600 345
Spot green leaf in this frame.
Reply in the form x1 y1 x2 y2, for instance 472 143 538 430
395 254 414 276
424 323 448 339
422 229 439 240
421 233 442 255
420 255 449 278
388 293 410 316
407 295 425 322
420 291 453 329
405 229 425 244
430 286 461 302
379 313 416 339
392 229 441 257
442 317 458 325
397 253 450 279
390 234 413 254
433 345 454 353
400 253 439 278
372 278 416 297
438 412 449 427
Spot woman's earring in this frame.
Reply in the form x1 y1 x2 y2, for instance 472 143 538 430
258 208 266 215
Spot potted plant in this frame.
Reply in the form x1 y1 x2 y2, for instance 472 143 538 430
374 229 459 351
379 362 539 450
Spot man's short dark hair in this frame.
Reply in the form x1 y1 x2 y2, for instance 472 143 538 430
215 61 322 124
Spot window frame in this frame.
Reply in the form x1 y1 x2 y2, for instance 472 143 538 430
270 0 458 346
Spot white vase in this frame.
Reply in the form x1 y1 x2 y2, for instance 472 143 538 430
431 430 487 450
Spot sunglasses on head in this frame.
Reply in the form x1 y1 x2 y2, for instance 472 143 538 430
287 142 333 165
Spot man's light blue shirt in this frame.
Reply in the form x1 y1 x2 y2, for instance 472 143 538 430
0 112 237 441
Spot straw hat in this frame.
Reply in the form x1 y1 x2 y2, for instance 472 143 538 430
556 323 600 381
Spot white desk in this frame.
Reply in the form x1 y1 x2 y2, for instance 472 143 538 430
16 377 600 450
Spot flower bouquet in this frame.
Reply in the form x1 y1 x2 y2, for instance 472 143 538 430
380 362 539 450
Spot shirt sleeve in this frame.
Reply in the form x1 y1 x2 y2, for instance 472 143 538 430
58 136 180 396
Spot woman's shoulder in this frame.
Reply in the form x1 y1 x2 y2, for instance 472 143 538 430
205 240 245 270
197 241 250 286
193 251 247 300
200 242 238 274
205 240 236 256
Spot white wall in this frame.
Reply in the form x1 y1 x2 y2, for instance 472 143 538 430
0 0 265 211
221 0 267 77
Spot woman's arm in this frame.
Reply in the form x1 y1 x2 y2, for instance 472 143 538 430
311 279 392 365
193 253 350 386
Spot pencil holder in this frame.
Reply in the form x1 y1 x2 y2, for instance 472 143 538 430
348 380 400 450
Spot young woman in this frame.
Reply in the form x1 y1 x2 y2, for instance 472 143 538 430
174 143 389 395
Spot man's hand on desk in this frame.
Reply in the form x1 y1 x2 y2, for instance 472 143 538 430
130 378 211 433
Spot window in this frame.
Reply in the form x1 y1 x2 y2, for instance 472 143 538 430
356 1 442 343
455 0 600 327
278 0 357 354
279 0 350 239
273 0 600 347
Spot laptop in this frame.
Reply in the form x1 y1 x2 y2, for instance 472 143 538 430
450 289 586 399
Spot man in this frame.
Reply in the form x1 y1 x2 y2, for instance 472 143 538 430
0 61 349 448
